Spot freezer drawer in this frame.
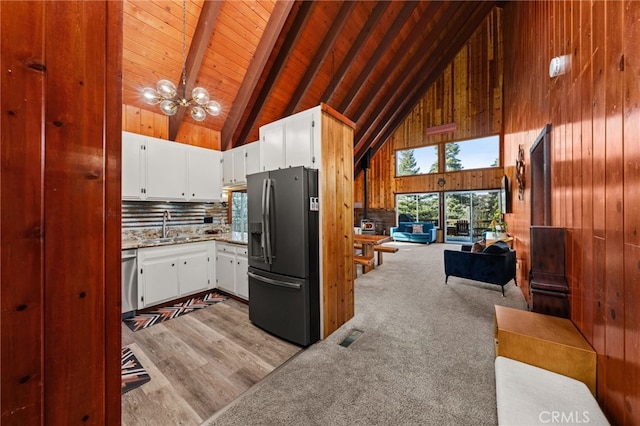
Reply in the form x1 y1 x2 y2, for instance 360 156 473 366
248 267 319 346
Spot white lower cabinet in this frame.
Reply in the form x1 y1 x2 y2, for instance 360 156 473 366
178 250 209 296
138 242 211 308
235 246 248 299
216 245 236 293
139 253 180 308
215 242 248 300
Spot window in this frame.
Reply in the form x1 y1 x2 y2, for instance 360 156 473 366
396 145 438 176
396 193 440 227
230 190 247 233
444 135 500 172
396 135 500 176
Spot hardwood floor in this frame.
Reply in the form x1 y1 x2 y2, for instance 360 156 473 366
121 298 301 425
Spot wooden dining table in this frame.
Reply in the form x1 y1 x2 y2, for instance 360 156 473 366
353 233 392 273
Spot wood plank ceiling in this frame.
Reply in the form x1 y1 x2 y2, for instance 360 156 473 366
123 0 496 174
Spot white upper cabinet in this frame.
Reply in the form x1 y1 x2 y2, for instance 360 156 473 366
260 122 285 171
187 146 222 201
244 141 261 176
146 138 188 201
259 105 321 171
222 141 260 186
122 131 222 202
284 108 316 168
222 149 234 186
122 131 147 200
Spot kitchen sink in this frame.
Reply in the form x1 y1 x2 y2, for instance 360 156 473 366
173 236 192 242
142 237 175 244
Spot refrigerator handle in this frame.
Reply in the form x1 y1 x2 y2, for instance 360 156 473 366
248 271 301 290
264 178 273 264
261 178 269 264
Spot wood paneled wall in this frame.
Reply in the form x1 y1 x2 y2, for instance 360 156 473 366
355 9 503 208
503 1 639 423
123 104 221 150
1 1 122 424
319 105 355 338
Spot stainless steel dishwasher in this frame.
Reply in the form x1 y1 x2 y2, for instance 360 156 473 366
121 249 138 318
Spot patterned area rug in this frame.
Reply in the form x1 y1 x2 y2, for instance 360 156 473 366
121 346 150 394
123 291 227 332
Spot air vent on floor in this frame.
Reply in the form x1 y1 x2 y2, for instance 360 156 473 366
339 329 363 347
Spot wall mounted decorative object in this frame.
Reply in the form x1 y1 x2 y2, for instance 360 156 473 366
516 144 525 200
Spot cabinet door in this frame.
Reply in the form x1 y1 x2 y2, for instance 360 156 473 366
207 242 216 289
178 250 209 296
260 122 285 171
146 138 187 201
285 108 315 168
222 149 234 186
140 254 179 307
232 146 246 184
216 247 236 293
244 141 261 177
188 146 221 201
122 132 146 200
235 247 248 299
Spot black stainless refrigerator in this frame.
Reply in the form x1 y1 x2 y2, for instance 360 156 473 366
247 166 320 347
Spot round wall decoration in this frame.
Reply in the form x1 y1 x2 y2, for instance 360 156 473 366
516 144 525 200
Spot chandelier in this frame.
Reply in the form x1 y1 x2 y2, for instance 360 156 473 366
141 0 220 121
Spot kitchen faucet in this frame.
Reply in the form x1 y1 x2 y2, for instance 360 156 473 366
162 210 172 238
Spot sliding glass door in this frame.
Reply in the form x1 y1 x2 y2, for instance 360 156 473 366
395 190 499 243
444 193 471 243
444 190 499 243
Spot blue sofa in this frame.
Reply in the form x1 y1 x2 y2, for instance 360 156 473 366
443 241 517 296
390 222 436 244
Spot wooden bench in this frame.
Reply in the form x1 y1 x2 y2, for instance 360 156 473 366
353 243 398 265
353 255 374 277
373 244 398 265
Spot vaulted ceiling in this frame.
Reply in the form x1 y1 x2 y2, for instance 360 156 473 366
123 0 496 173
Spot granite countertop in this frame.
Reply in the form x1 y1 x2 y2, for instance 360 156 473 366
123 232 248 250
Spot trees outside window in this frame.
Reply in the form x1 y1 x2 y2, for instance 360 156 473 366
395 146 437 176
396 193 439 227
397 135 499 176
231 191 247 233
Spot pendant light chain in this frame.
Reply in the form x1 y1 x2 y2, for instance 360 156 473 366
140 0 221 119
181 0 187 97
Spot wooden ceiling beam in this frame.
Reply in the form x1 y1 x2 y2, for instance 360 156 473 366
354 2 496 175
234 0 316 147
282 0 357 117
220 0 294 150
348 1 445 125
168 0 222 141
336 1 419 116
321 1 391 105
353 2 461 154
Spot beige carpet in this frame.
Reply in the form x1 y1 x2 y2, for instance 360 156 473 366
204 242 527 425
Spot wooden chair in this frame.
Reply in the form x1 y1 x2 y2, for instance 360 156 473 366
456 220 470 236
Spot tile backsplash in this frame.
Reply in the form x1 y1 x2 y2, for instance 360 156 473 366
122 201 229 240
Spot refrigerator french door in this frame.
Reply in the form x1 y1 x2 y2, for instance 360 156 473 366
247 166 320 346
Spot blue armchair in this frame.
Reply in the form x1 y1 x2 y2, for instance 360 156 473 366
443 241 517 296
